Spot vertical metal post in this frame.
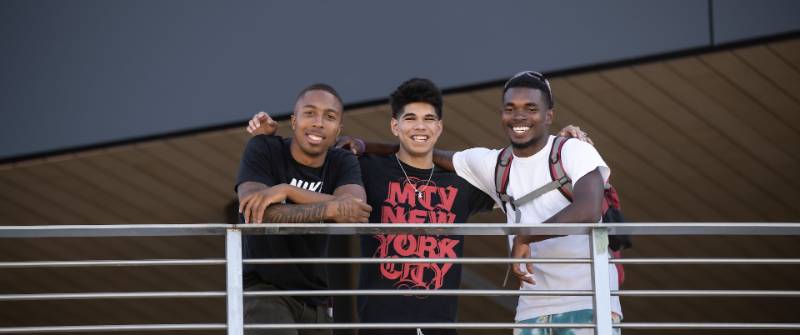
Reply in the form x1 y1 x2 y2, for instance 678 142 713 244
590 227 612 335
226 229 244 335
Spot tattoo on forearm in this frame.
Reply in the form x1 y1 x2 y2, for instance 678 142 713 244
263 203 327 223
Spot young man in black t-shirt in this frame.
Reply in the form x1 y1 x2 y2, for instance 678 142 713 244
236 83 371 335
248 79 495 335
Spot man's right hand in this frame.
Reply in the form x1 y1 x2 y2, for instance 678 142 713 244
247 111 278 136
325 194 372 223
239 185 288 224
511 235 536 286
335 135 366 155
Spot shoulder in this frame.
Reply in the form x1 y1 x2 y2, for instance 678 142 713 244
245 134 285 151
453 147 501 169
560 137 601 158
359 153 391 167
455 147 501 159
326 147 358 164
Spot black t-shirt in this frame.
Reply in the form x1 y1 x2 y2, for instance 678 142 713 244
357 154 494 332
235 135 362 306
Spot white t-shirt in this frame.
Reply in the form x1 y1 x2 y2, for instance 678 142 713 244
452 135 622 321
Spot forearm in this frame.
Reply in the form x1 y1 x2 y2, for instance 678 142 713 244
432 149 455 172
517 170 604 244
516 204 594 244
282 184 336 204
261 202 331 223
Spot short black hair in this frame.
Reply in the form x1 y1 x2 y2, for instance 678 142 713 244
502 71 554 109
296 83 343 106
390 78 443 119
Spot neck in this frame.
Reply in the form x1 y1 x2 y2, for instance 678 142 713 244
511 133 550 158
396 149 434 169
289 138 326 168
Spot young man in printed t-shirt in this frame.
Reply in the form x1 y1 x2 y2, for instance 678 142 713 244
356 78 495 335
235 83 371 335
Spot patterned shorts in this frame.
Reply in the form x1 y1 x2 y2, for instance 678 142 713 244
514 309 622 335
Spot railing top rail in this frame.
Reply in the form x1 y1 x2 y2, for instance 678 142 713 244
1 223 799 238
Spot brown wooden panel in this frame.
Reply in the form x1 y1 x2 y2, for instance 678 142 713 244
665 58 800 216
0 174 96 225
553 78 723 220
88 150 206 222
117 146 228 222
607 64 798 219
606 62 800 217
348 106 397 142
570 71 763 220
40 159 157 224
439 105 493 150
341 107 393 141
143 142 234 200
699 51 800 151
554 104 698 221
736 46 800 102
195 132 246 162
3 166 126 224
445 92 506 149
769 38 800 73
166 136 239 186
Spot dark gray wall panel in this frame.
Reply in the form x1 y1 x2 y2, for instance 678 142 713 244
0 0 716 159
713 0 800 44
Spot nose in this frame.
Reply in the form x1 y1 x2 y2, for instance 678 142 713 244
310 114 324 128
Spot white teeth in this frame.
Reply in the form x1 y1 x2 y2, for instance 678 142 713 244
308 134 322 141
512 126 530 134
411 135 428 142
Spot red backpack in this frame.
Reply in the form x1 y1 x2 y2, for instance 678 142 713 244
495 137 631 285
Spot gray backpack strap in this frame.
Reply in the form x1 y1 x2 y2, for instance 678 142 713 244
511 179 566 208
494 145 515 213
550 136 574 199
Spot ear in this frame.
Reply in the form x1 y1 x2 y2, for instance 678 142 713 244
390 118 399 137
290 114 296 130
546 108 554 127
336 122 342 138
433 119 443 138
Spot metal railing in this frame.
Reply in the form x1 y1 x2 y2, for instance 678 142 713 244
1 223 799 334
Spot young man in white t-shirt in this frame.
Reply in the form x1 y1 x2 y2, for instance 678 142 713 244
446 71 621 334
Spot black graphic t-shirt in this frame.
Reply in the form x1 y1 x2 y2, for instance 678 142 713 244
235 135 362 306
357 154 494 330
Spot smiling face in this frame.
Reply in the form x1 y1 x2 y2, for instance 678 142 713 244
391 102 442 158
501 87 553 155
290 89 343 160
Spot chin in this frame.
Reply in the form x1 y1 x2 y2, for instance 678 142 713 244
300 143 326 156
509 137 538 149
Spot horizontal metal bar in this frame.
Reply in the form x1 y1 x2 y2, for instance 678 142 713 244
246 323 595 329
615 290 800 297
611 258 800 264
6 289 794 301
244 289 593 297
243 257 590 264
0 291 226 301
617 323 800 329
2 223 800 238
0 259 225 268
0 324 227 333
3 323 799 333
4 257 798 268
